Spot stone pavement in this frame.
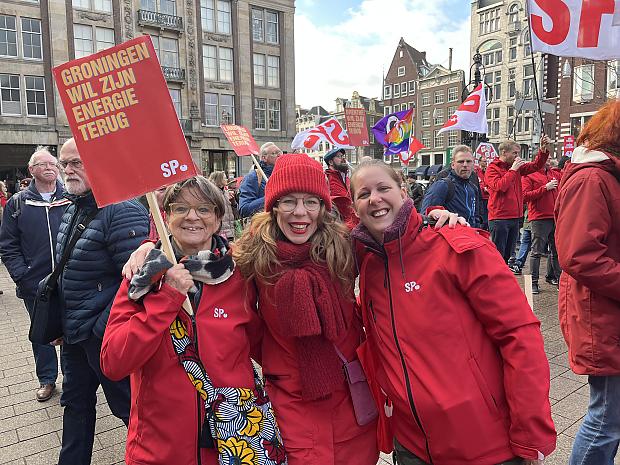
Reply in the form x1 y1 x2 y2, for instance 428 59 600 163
0 261 615 465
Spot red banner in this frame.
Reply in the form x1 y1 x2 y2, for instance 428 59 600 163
53 36 196 207
344 108 370 146
563 135 576 157
221 124 259 156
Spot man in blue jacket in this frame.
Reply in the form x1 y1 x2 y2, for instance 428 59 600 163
0 147 71 402
238 142 282 218
421 145 481 227
56 138 149 465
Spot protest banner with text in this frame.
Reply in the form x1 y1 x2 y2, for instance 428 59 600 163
221 124 260 156
344 108 370 147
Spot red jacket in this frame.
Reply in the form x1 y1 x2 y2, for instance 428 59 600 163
522 167 562 221
353 210 556 465
254 277 378 465
101 271 262 465
475 166 489 200
555 148 620 376
325 169 359 229
485 149 549 220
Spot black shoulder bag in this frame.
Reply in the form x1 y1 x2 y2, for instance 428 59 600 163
29 209 98 345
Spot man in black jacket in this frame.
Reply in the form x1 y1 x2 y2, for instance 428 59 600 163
56 138 149 465
0 147 70 402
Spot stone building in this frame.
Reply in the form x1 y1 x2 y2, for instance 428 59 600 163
0 0 295 186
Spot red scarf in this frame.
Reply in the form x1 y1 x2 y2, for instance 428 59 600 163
274 241 349 400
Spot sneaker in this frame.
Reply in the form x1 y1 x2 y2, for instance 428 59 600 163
510 264 522 275
36 383 55 402
532 282 540 294
545 277 559 286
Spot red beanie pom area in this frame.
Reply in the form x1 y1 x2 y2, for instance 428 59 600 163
264 153 332 212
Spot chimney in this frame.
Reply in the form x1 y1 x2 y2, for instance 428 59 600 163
449 48 453 71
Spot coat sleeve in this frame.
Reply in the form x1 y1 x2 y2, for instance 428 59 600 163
101 280 186 381
485 165 518 193
238 172 265 217
522 175 547 202
106 202 150 273
555 172 620 301
421 180 449 213
520 149 550 177
0 195 28 283
448 237 556 459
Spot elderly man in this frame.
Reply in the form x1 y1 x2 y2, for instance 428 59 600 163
485 136 550 266
421 145 481 227
324 148 358 229
56 138 149 465
238 141 282 218
0 147 70 402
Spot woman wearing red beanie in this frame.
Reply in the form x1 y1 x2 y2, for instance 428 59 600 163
233 153 379 465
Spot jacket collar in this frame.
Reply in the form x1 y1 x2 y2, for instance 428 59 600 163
64 190 98 210
25 179 65 201
351 198 419 250
571 146 610 164
259 161 275 176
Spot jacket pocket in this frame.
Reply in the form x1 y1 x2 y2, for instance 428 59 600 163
468 357 500 418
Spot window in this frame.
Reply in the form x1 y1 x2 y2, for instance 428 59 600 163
408 80 415 94
422 93 430 106
421 153 431 165
434 130 443 148
201 0 215 32
408 102 415 110
251 9 263 42
0 74 21 115
507 106 515 136
447 131 458 147
95 27 114 51
422 131 431 148
218 47 233 82
73 24 93 58
217 0 231 34
508 68 516 98
433 108 444 125
523 64 534 97
509 37 517 61
479 8 500 35
480 39 502 67
447 87 458 102
447 105 457 117
161 37 179 68
573 64 594 103
220 94 234 124
169 87 181 116
570 114 593 138
0 15 18 57
397 66 405 77
393 84 400 98
608 60 620 97
434 91 444 105
254 97 266 129
384 105 392 116
516 110 532 133
484 71 501 101
267 55 279 88
203 45 218 80
422 110 430 127
523 31 531 57
200 0 230 34
265 11 278 44
508 3 519 23
486 107 500 136
384 85 391 99
253 53 265 86
20 18 42 60
25 76 46 116
393 104 400 113
400 82 407 95
141 0 175 15
73 0 112 13
268 99 280 130
204 92 218 126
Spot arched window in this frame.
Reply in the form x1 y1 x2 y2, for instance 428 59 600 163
508 3 520 23
479 39 503 67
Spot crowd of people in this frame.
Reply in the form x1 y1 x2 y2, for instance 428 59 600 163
0 99 618 465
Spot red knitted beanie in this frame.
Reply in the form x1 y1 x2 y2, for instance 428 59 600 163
264 153 332 212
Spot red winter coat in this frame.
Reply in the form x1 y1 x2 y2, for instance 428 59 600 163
522 167 562 221
253 277 378 465
353 209 556 465
475 166 489 200
555 147 620 376
101 271 262 465
485 149 549 220
325 169 359 229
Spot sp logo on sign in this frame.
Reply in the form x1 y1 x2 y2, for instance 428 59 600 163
161 159 189 178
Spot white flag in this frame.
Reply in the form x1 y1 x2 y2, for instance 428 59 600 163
292 118 354 151
438 84 488 135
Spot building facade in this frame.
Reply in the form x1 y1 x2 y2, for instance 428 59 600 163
0 0 295 188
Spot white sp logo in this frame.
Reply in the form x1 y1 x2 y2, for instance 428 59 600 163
404 281 421 293
161 159 189 178
213 307 228 318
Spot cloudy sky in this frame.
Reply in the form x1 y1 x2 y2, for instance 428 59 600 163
294 0 472 110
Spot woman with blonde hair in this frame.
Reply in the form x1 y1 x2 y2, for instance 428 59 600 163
208 171 236 241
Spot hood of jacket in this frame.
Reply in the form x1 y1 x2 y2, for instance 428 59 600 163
561 147 620 187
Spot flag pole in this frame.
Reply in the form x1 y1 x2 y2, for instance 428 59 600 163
525 0 545 136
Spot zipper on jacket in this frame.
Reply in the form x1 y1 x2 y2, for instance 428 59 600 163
383 256 434 464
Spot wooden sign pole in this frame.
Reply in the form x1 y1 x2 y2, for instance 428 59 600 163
145 192 194 316
250 154 268 184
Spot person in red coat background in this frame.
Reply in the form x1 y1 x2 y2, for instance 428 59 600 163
555 99 620 465
475 155 490 230
323 148 359 230
350 159 556 465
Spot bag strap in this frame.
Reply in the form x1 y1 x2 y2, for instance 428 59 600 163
333 343 348 363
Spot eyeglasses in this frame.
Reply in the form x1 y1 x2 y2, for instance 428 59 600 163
168 203 216 218
276 196 322 212
58 159 84 170
31 162 59 169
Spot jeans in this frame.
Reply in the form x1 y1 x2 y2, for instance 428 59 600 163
515 229 532 267
58 335 130 465
489 218 521 264
480 198 489 231
23 298 58 385
530 219 561 283
393 437 524 464
570 375 620 465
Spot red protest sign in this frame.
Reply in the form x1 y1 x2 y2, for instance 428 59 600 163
53 36 196 207
221 125 260 156
344 108 370 146
563 135 576 157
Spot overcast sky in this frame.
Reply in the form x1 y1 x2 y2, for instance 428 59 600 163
294 0 472 110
